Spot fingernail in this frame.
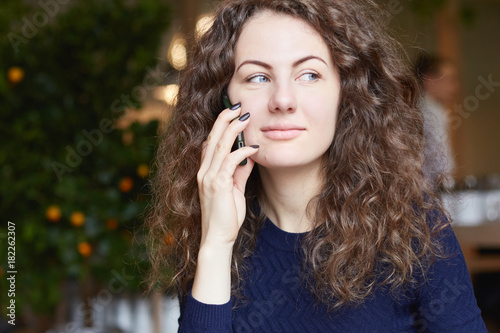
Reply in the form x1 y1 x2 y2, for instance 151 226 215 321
230 102 241 110
239 112 250 121
250 145 260 149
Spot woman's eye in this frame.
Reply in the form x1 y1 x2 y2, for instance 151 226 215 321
247 75 269 83
299 72 319 81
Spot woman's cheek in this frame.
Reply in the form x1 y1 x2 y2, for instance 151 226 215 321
243 126 259 147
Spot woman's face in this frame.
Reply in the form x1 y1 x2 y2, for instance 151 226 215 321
227 11 341 171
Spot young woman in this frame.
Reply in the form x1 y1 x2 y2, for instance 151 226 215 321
146 0 487 331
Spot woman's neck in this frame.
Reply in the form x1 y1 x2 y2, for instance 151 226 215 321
258 163 323 233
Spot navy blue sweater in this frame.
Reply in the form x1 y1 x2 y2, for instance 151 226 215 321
179 218 487 332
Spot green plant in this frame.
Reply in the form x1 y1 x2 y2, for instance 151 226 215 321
0 0 170 322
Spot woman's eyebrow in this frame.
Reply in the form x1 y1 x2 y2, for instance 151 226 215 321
236 60 272 72
236 55 327 72
293 55 327 67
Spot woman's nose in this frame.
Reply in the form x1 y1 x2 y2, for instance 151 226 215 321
268 82 297 113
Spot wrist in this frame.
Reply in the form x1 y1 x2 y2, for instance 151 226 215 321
198 241 234 262
200 233 236 252
192 241 234 304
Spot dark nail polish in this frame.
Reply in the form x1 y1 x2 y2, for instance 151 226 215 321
250 145 260 149
239 112 250 121
230 102 241 110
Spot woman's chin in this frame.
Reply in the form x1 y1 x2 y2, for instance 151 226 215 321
254 150 320 171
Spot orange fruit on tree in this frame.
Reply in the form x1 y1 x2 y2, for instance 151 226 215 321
78 242 92 257
119 177 134 192
165 232 174 246
70 211 85 227
137 164 149 178
106 218 119 230
7 66 24 84
46 205 62 222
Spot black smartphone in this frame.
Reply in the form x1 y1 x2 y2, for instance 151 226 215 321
222 92 247 166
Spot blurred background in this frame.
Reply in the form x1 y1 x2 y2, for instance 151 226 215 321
0 0 499 332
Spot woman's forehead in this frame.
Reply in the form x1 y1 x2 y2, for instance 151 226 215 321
236 12 326 50
232 11 333 69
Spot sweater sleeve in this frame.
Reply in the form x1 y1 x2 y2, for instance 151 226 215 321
178 292 233 333
413 224 488 332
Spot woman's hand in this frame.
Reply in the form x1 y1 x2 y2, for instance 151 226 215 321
192 103 259 304
197 104 258 247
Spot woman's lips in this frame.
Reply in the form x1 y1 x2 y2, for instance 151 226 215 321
261 126 305 140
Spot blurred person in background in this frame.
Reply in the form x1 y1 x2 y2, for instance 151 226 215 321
414 54 460 190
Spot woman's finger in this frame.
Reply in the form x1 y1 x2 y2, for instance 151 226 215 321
206 145 258 198
204 112 251 177
199 104 242 176
232 150 258 194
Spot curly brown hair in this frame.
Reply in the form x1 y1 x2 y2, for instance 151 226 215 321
145 0 448 308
